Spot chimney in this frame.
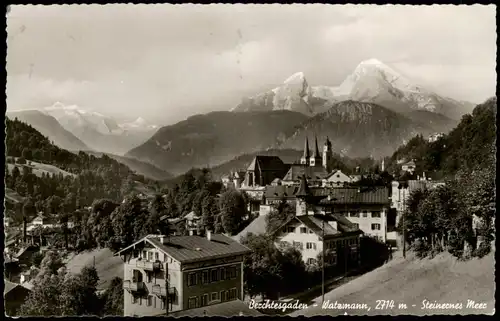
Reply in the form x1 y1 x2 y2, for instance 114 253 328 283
207 230 212 241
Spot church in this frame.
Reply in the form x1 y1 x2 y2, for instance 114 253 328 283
281 136 333 186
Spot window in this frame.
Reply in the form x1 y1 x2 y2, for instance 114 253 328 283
300 227 307 234
309 229 314 234
362 211 368 218
353 223 359 229
211 269 219 282
221 290 227 302
211 292 218 302
228 288 237 300
155 252 159 261
139 297 142 306
146 271 152 283
372 211 381 218
307 258 316 265
147 295 153 307
287 226 295 233
293 241 303 250
148 251 153 261
371 223 381 230
220 267 226 281
230 266 237 279
351 212 359 217
188 297 198 309
201 294 208 306
154 296 157 308
202 271 209 284
279 241 289 248
306 242 316 250
188 272 197 286
142 251 147 258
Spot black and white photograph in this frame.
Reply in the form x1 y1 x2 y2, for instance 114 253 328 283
4 4 496 317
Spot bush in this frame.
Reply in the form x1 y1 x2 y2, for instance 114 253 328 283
413 239 432 258
473 241 491 258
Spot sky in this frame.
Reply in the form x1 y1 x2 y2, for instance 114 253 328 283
6 4 497 125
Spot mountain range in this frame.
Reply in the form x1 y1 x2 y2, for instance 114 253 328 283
41 102 158 155
232 58 474 121
125 59 477 175
126 110 309 175
6 108 172 180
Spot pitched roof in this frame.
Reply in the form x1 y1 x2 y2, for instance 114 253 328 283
314 187 390 205
303 136 310 160
247 155 286 172
274 214 362 239
283 164 328 182
4 280 31 295
165 300 263 317
183 211 200 220
403 160 416 166
295 175 311 197
264 185 298 200
115 234 251 264
233 215 268 242
313 136 321 158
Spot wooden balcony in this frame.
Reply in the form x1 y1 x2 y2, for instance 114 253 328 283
136 260 162 272
123 280 145 292
152 284 176 299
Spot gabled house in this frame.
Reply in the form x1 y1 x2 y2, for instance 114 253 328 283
281 165 329 186
4 280 32 316
401 160 416 173
322 170 352 187
114 233 251 317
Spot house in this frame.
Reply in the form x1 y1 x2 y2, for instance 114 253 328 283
391 179 446 226
270 175 363 267
221 171 246 189
4 254 20 282
401 160 416 174
263 185 299 205
114 232 251 317
322 170 352 187
184 211 201 233
26 214 74 232
243 156 289 188
4 280 32 316
14 245 39 268
314 187 391 243
428 133 444 143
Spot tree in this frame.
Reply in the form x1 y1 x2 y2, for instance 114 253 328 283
265 198 295 235
100 277 124 316
200 195 218 233
218 189 246 235
240 233 283 299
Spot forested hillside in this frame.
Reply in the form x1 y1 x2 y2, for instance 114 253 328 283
387 97 496 179
4 117 157 225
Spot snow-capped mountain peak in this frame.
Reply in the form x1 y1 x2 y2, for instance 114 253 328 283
283 71 306 85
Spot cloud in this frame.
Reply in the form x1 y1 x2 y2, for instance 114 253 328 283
6 4 496 123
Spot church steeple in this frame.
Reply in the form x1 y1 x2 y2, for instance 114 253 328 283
310 135 322 167
300 136 310 165
323 136 333 172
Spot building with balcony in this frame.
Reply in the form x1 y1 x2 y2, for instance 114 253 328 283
115 232 251 317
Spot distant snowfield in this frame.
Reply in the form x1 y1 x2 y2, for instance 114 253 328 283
7 159 76 178
291 249 495 316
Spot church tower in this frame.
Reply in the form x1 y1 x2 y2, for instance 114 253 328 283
300 136 310 165
323 136 333 172
310 136 322 167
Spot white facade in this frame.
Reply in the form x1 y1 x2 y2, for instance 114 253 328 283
343 209 388 243
322 170 352 187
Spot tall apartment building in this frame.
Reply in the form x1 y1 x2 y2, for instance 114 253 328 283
114 232 251 317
